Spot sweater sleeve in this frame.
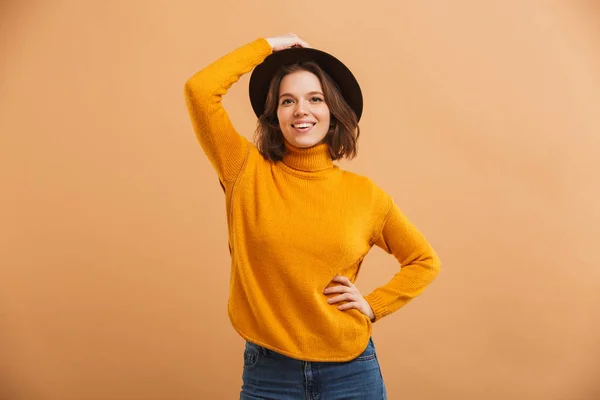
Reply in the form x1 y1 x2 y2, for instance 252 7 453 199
364 200 441 322
183 38 273 182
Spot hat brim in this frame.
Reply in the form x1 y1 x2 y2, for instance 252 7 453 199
249 47 363 122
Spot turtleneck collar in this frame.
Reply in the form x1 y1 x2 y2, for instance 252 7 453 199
281 140 334 172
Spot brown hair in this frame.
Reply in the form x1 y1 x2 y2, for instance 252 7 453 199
254 61 360 162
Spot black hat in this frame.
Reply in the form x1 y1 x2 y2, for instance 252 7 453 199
249 47 363 122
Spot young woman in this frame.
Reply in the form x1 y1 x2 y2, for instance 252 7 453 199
184 33 441 399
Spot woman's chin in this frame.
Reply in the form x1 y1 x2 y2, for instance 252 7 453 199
289 135 326 148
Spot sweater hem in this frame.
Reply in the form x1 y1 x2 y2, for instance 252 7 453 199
227 311 373 362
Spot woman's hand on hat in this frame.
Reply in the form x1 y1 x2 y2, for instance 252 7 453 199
324 275 376 321
266 33 311 52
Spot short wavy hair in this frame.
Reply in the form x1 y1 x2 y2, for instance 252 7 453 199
254 61 360 162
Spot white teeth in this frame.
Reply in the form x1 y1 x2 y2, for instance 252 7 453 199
293 123 314 129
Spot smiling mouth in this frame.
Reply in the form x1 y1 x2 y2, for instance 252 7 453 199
291 123 316 129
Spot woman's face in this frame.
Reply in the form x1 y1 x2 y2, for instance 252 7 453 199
276 70 331 148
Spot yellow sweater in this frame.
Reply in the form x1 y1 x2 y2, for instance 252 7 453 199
184 38 441 362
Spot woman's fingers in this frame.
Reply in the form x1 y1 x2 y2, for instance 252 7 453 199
327 292 355 304
266 33 311 52
324 275 372 317
324 284 350 294
336 302 359 311
296 37 311 48
285 32 310 47
324 276 356 302
331 275 353 286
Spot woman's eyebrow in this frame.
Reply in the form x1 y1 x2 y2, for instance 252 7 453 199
279 91 324 99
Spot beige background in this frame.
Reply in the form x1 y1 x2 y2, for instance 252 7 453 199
1 1 599 399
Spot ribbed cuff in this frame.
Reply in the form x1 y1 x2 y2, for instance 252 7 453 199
364 291 389 323
249 38 273 58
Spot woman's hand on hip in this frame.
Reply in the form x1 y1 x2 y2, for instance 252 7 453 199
324 275 375 321
266 33 311 52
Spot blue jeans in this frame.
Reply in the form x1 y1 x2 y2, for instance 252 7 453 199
240 337 387 399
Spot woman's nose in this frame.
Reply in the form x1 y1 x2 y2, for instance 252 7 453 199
294 103 308 116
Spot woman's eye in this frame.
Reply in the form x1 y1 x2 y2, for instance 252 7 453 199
281 99 293 105
311 97 323 102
